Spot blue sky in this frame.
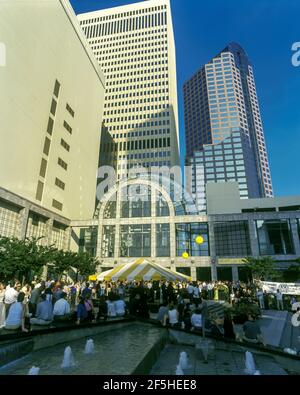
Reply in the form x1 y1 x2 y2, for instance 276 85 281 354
70 0 300 196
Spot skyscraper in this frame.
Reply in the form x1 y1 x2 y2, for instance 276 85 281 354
184 43 273 212
77 0 180 178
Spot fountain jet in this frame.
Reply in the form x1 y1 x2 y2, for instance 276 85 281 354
84 339 95 355
28 366 40 375
61 346 75 368
245 351 258 375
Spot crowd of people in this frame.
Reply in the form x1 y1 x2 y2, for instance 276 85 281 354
0 280 128 332
0 278 298 347
155 290 266 346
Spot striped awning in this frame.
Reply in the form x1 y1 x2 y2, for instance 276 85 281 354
97 258 192 282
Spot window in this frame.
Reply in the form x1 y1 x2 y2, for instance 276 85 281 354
176 223 209 257
50 99 57 116
52 199 63 211
43 137 51 156
120 224 151 257
61 138 70 152
66 103 75 117
156 192 169 216
53 80 60 98
51 221 68 250
0 199 21 238
35 181 44 201
101 225 115 257
39 158 47 178
256 219 295 255
47 117 54 135
156 224 170 257
103 197 117 219
55 177 65 190
121 185 151 218
214 221 251 257
26 212 47 243
63 120 72 134
58 157 68 171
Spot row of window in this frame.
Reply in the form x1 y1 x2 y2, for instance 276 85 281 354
105 93 169 102
100 52 168 68
83 12 168 39
99 46 169 62
80 5 167 25
116 137 171 152
117 161 171 170
101 61 169 75
119 151 170 161
105 81 169 94
111 128 170 139
104 66 169 80
36 80 61 203
103 119 170 129
104 97 169 109
104 109 169 121
99 219 298 258
104 106 169 116
95 39 168 56
36 80 71 212
106 75 168 87
92 29 168 46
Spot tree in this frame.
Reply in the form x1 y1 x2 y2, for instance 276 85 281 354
0 236 57 283
0 236 99 283
71 252 99 280
243 256 278 281
50 250 78 280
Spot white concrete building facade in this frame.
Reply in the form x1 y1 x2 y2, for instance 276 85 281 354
77 0 180 177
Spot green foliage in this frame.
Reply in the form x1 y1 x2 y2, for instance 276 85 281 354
72 252 99 278
0 236 57 283
229 300 261 324
243 256 277 281
0 236 99 283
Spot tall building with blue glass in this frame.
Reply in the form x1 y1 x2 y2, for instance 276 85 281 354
184 43 273 212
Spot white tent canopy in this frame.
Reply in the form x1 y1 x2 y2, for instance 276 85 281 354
97 258 191 282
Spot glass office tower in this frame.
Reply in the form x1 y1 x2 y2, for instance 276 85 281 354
184 43 273 212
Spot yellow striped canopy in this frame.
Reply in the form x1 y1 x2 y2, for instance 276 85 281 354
97 258 192 282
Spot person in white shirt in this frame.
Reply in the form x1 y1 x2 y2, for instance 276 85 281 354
106 299 117 318
256 289 265 309
164 304 179 327
53 292 71 322
114 297 126 317
5 292 28 332
276 289 283 310
4 282 20 317
191 308 202 332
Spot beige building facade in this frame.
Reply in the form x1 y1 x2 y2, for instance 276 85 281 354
0 0 106 246
0 0 105 225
